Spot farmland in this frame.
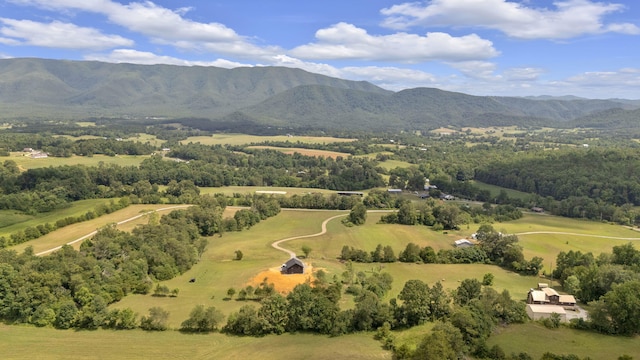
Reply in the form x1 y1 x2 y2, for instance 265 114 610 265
3 203 640 358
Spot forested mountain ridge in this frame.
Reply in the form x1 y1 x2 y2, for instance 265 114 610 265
0 58 389 119
0 58 637 130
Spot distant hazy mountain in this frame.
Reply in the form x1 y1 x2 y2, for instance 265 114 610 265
0 58 636 130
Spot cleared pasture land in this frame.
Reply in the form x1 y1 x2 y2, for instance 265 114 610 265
246 145 350 159
488 323 640 359
8 153 150 170
495 213 640 258
0 199 110 238
471 180 532 200
9 204 190 255
0 325 389 360
7 206 640 357
182 134 356 146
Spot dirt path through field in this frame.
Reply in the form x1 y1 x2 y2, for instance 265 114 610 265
271 213 349 258
35 205 192 256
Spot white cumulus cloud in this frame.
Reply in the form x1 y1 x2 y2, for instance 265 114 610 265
0 18 133 50
85 49 251 68
381 0 640 39
290 22 498 62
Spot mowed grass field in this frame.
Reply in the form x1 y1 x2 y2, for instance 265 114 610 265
8 204 192 255
0 199 111 238
471 180 533 200
488 323 640 359
0 324 389 360
182 134 356 146
7 153 150 170
246 145 350 159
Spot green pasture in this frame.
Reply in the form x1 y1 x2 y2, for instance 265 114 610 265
6 205 640 357
494 213 640 259
0 199 110 239
245 145 350 158
488 323 640 359
0 324 389 360
181 134 356 146
8 153 150 170
471 180 532 201
111 210 345 326
376 159 414 170
8 204 188 255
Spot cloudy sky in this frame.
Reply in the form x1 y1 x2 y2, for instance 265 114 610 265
1 0 639 98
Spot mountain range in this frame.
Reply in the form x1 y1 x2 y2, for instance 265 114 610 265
1 58 638 131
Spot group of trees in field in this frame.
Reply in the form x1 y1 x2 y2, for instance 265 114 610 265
339 225 542 276
0 194 284 330
551 243 640 335
376 198 522 230
222 266 526 351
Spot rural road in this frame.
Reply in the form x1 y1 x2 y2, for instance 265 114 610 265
35 205 192 256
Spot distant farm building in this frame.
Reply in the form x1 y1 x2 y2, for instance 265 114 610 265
387 189 403 194
526 304 567 322
336 191 363 197
531 207 544 213
255 190 287 195
454 239 474 248
527 287 576 310
30 152 48 159
281 257 305 274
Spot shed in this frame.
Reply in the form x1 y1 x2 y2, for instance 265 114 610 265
454 239 474 248
281 257 305 274
526 304 567 322
558 294 577 309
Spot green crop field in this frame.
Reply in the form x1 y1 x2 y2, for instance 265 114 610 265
376 159 414 170
182 134 356 146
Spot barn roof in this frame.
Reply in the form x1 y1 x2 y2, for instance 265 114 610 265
558 295 576 304
283 257 305 269
542 287 560 297
529 290 548 303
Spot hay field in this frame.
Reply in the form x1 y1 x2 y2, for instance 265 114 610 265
8 153 149 170
182 134 356 146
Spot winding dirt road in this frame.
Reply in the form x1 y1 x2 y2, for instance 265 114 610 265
35 205 192 256
271 213 348 258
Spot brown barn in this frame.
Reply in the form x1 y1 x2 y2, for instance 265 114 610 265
281 257 305 274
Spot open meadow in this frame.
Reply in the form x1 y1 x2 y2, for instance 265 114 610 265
181 134 356 146
7 153 150 170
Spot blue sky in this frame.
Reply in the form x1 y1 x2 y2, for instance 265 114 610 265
1 0 639 98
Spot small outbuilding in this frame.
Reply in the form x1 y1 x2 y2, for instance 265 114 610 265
526 304 567 322
281 257 305 274
454 239 474 248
